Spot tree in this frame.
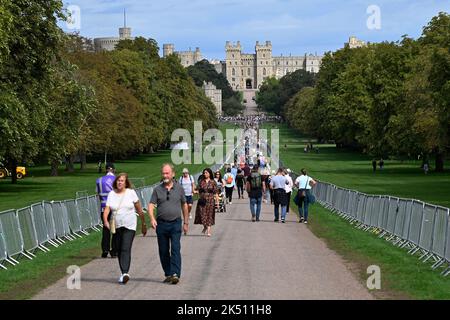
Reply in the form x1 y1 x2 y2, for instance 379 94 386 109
0 0 66 183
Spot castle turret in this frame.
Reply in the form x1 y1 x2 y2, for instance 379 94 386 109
163 44 175 57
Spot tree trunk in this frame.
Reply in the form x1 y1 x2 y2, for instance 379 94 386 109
51 160 59 176
65 155 75 172
435 152 444 172
80 153 87 171
11 159 17 184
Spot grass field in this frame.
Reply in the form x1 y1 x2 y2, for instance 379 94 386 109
263 123 450 299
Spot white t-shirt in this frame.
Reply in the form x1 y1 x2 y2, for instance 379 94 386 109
285 175 294 193
295 175 313 190
106 188 139 231
179 175 194 196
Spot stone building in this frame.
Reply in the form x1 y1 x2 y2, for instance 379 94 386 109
94 12 133 52
346 36 367 49
163 44 202 67
223 41 323 91
202 82 222 115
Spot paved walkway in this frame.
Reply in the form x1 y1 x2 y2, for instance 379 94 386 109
33 195 374 300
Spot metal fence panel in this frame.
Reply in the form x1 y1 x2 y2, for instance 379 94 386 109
17 207 39 252
43 201 57 240
431 207 449 259
370 196 381 228
31 203 50 246
348 191 358 218
356 193 366 223
364 196 373 226
88 196 101 227
76 197 92 231
419 204 436 252
445 211 450 262
409 201 424 246
51 202 71 238
402 200 413 240
0 210 23 257
394 199 408 238
386 197 399 234
65 200 82 234
0 220 8 262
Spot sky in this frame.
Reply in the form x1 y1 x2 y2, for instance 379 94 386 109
61 0 449 60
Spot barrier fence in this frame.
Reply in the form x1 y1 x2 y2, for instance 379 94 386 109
308 180 450 277
0 162 225 271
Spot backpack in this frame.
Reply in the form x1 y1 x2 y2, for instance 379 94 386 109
250 172 262 189
226 174 233 184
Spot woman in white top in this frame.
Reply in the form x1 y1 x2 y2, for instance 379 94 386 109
103 173 147 284
294 168 317 224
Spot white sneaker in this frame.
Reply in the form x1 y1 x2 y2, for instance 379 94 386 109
189 214 192 219
118 274 124 283
229 202 232 205
304 221 308 224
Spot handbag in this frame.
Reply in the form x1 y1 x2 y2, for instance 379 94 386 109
110 193 125 234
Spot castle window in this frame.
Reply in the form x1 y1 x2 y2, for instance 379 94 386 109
232 54 235 58
263 54 266 58
247 68 250 76
232 68 235 76
263 68 266 76
266 61 268 65
241 69 244 76
286 61 289 65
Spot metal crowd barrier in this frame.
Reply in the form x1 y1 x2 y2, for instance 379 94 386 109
0 153 233 270
311 181 450 276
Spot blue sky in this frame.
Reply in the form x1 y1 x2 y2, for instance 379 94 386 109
61 0 449 59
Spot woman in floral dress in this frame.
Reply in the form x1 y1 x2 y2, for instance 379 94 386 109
194 168 219 237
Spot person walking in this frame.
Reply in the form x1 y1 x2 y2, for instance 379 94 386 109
284 168 294 215
179 168 197 220
294 168 317 224
97 160 103 173
102 173 147 284
223 167 235 204
270 168 288 223
235 168 245 199
148 164 189 285
379 158 384 171
372 159 377 172
195 168 219 237
96 163 118 258
246 166 265 222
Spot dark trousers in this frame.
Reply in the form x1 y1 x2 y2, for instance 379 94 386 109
269 189 274 204
286 191 292 213
225 186 234 202
237 184 244 198
115 227 135 274
101 211 118 255
156 218 182 277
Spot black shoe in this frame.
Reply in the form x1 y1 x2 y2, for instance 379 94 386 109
299 218 304 223
163 276 173 283
110 252 118 258
101 252 108 258
171 274 180 284
281 219 285 223
274 219 279 222
256 218 260 222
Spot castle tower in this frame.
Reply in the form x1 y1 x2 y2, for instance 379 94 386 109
255 41 273 89
119 9 132 39
194 47 202 63
163 44 175 57
225 41 242 90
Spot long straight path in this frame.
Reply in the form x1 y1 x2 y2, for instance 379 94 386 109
33 194 374 300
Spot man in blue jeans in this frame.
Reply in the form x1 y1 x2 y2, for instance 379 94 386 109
270 168 288 223
246 166 265 222
148 163 189 284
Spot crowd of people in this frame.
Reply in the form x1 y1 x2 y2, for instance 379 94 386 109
94 116 317 286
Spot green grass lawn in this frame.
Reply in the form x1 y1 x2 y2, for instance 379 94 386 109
262 123 450 208
265 123 450 299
